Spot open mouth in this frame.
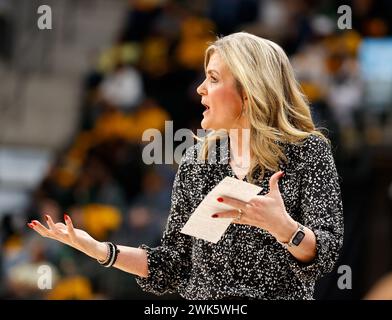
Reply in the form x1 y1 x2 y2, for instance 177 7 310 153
202 102 210 111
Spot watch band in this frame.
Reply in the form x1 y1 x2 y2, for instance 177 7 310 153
278 222 305 249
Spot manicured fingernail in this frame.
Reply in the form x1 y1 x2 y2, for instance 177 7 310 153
27 223 34 229
217 197 223 202
211 214 218 218
45 215 49 221
32 221 38 225
64 214 69 221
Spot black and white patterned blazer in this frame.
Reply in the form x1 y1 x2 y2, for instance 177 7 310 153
136 134 344 300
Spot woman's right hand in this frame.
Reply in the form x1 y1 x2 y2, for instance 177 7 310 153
28 214 106 260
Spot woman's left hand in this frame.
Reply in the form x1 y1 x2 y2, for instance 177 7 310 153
212 171 297 242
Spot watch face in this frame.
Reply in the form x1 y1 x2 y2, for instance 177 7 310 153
292 231 305 246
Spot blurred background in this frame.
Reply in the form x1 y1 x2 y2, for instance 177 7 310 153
0 0 392 300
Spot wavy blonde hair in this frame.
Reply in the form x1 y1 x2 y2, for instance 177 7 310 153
198 32 327 182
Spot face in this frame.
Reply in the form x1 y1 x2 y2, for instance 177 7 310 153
197 52 245 130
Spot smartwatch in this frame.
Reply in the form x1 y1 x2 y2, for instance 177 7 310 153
278 222 305 249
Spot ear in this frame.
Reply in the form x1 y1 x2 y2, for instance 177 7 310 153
242 95 248 110
238 86 247 101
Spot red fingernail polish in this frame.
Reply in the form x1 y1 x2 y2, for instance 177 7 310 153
32 221 37 226
217 197 223 202
64 214 69 221
27 223 34 229
212 214 218 218
45 215 49 221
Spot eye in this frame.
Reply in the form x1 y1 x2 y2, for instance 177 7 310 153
210 76 218 83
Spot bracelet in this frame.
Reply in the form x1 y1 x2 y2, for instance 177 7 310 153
97 242 120 268
97 242 111 265
109 243 120 267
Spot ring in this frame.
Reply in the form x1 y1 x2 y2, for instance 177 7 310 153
235 209 243 222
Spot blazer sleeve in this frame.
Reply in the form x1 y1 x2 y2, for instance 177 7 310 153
284 135 344 283
135 156 193 295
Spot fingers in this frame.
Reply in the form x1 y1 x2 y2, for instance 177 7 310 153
45 214 58 231
211 210 247 225
28 215 70 240
268 171 284 195
46 214 68 237
217 196 248 211
28 220 52 238
211 210 238 219
64 214 77 242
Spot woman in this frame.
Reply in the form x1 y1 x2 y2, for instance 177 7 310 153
28 32 343 299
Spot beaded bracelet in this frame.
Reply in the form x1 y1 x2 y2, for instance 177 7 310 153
108 243 120 267
97 242 120 268
97 242 112 265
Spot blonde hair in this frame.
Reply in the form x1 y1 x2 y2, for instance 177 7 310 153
198 32 327 182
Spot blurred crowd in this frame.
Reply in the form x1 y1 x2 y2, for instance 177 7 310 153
1 0 392 299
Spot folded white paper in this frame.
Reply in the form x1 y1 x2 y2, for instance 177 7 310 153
180 177 262 243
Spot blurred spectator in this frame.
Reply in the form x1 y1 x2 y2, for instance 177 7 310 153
2 235 61 299
81 204 122 241
208 0 259 35
100 66 144 111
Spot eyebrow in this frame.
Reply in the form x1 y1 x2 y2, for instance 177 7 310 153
206 69 220 76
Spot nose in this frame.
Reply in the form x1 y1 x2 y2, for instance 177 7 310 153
197 79 207 96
